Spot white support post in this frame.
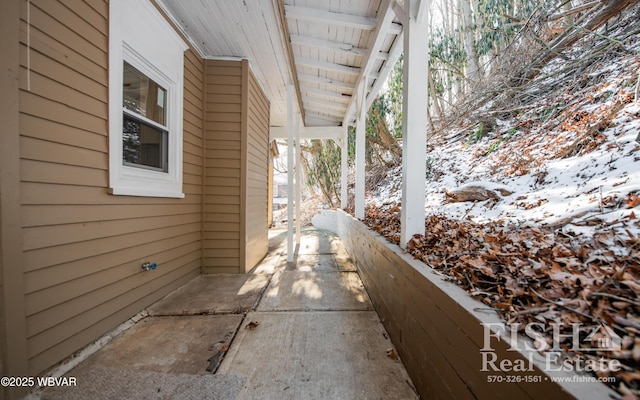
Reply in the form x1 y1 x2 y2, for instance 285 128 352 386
400 0 429 247
287 85 295 262
354 78 366 220
295 114 302 245
340 127 348 209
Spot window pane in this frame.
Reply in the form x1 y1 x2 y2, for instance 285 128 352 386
123 62 167 126
123 116 168 171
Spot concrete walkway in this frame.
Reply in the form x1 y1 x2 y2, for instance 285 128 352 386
39 227 418 400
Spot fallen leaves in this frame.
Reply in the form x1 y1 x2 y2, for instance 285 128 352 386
364 203 640 395
245 321 260 330
386 348 399 362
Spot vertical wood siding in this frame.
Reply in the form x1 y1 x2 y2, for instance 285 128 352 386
19 0 203 375
244 70 270 270
202 60 243 273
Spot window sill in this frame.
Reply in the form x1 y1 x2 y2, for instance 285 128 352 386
108 186 185 199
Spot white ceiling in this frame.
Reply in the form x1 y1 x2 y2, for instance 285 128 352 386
157 0 403 128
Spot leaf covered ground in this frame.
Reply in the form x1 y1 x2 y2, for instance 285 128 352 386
365 5 640 398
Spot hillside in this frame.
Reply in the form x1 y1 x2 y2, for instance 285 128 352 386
361 4 640 398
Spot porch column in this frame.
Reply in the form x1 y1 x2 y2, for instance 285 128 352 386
340 127 348 209
354 78 366 220
400 0 429 246
287 84 295 262
294 114 301 245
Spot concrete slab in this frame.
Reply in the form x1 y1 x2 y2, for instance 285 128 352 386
217 311 418 400
74 315 242 375
41 368 245 400
258 271 372 311
268 228 288 254
250 249 284 274
334 253 356 272
296 229 335 255
284 254 339 272
147 274 269 316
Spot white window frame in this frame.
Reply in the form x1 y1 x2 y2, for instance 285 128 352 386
108 0 188 198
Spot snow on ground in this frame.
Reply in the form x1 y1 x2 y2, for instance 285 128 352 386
371 98 640 253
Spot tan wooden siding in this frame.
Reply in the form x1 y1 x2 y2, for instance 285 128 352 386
202 60 269 273
1 0 30 393
202 60 243 273
244 70 270 270
18 0 203 375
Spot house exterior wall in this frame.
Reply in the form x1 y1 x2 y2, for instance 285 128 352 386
244 70 270 271
1 1 29 397
16 0 203 376
0 0 271 390
203 60 270 274
203 60 243 273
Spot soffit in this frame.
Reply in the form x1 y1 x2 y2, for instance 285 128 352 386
157 0 403 128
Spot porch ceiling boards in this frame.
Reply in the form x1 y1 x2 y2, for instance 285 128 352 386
157 0 403 128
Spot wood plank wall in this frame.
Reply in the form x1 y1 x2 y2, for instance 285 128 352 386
334 210 615 400
244 70 270 271
18 0 202 375
203 60 269 273
203 60 243 273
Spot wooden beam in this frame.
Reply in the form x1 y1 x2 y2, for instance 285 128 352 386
303 104 345 119
416 0 429 23
304 97 348 111
285 5 378 30
295 114 301 245
270 126 345 140
290 34 367 57
392 0 407 24
304 112 342 125
342 0 398 126
341 127 348 209
287 84 294 262
298 73 355 92
377 51 391 61
400 0 428 246
366 32 404 112
354 79 366 220
295 56 361 76
300 85 352 103
276 0 305 121
389 22 403 35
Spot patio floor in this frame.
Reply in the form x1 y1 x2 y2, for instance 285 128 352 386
38 227 418 400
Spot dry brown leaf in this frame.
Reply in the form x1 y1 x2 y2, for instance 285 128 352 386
386 348 399 361
619 370 640 383
621 280 640 295
633 338 640 362
245 321 260 330
460 255 495 277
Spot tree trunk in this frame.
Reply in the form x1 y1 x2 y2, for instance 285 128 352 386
460 0 482 81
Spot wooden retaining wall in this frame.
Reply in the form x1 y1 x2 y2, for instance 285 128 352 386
330 210 615 400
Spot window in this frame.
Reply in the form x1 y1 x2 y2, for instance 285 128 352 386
108 0 187 198
122 62 168 172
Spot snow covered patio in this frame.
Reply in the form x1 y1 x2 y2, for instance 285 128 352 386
35 227 418 400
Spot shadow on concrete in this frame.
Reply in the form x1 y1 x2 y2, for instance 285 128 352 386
37 227 418 400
